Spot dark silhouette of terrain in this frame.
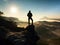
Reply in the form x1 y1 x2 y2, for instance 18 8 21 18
0 11 15 45
7 25 39 45
0 11 39 45
25 24 39 45
0 11 60 45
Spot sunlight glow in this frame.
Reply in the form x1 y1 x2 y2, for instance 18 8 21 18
10 7 17 13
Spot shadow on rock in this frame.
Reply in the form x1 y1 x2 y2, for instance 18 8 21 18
25 24 40 45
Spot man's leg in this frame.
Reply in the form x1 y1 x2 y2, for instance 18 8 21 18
31 18 33 25
28 18 30 25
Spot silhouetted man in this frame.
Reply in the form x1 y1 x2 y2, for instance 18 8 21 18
27 10 33 25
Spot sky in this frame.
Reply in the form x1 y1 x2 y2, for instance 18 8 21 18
0 0 60 22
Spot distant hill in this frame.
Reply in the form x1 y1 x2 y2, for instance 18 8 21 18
34 21 60 45
35 21 60 36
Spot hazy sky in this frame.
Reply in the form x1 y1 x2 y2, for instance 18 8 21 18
0 0 60 22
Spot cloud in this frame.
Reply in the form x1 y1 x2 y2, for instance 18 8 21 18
42 16 60 21
50 19 60 21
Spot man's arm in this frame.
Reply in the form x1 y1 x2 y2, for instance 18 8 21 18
27 13 29 16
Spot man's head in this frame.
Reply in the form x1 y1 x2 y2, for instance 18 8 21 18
0 11 3 16
29 10 31 13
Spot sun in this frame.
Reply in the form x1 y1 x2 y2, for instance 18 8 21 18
10 7 17 13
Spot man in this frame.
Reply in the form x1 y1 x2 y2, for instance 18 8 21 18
27 10 33 25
